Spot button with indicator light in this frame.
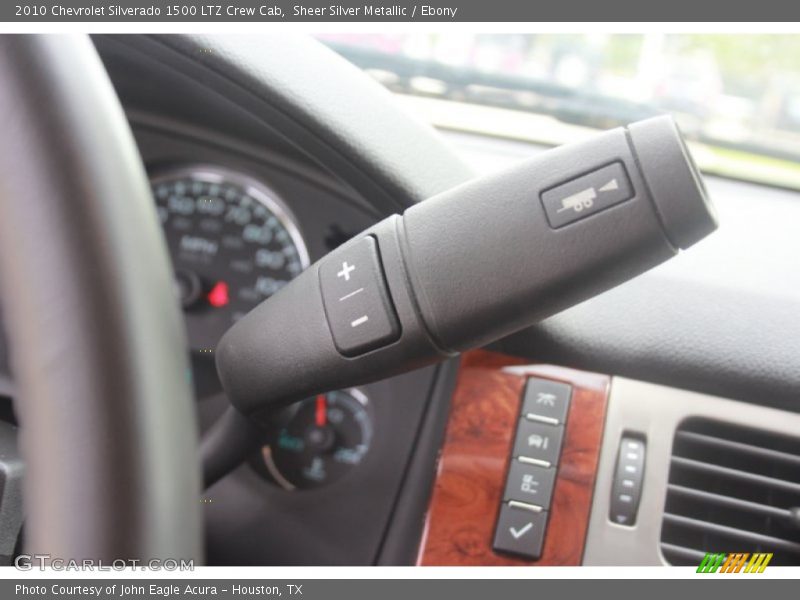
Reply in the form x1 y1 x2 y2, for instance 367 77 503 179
512 420 564 467
503 460 556 508
521 378 572 425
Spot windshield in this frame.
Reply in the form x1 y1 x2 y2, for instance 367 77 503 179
320 34 800 190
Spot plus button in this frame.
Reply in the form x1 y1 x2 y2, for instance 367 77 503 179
337 261 356 281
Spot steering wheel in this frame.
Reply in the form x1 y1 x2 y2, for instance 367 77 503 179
0 34 472 560
0 36 200 560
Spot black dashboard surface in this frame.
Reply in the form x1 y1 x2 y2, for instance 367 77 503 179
444 130 800 412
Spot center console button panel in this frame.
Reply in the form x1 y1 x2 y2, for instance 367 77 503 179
492 377 573 559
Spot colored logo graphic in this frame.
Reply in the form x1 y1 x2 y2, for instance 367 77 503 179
696 552 773 573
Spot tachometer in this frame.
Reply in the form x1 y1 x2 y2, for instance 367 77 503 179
151 165 310 351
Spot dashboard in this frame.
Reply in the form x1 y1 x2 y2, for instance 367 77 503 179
125 49 800 562
132 104 800 566
3 34 798 567
127 113 449 565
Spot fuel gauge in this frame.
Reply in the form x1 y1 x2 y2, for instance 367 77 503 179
262 389 372 490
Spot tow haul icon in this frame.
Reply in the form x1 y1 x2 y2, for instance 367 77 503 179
556 178 619 213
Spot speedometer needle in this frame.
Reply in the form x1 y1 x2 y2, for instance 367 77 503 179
315 394 327 427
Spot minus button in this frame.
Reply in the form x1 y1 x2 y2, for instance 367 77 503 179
350 315 369 328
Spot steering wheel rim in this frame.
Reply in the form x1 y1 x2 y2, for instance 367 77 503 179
0 35 201 561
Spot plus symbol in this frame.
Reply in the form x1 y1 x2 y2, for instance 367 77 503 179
337 261 355 281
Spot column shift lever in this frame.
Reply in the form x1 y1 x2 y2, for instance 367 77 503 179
203 115 717 487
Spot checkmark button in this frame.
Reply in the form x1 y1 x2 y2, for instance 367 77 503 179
509 522 533 539
493 504 548 559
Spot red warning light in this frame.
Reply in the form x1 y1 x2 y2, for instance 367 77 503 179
207 281 230 308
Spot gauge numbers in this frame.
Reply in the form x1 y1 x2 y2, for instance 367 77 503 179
151 166 310 351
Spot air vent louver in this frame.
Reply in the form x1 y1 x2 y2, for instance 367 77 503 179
660 418 800 566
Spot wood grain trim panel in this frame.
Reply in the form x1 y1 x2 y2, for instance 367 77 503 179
417 349 610 565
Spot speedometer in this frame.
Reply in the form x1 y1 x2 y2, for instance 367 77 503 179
151 165 310 351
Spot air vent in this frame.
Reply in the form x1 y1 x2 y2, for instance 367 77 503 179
660 418 800 566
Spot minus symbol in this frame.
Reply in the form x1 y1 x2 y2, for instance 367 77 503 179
339 287 364 302
351 315 369 328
